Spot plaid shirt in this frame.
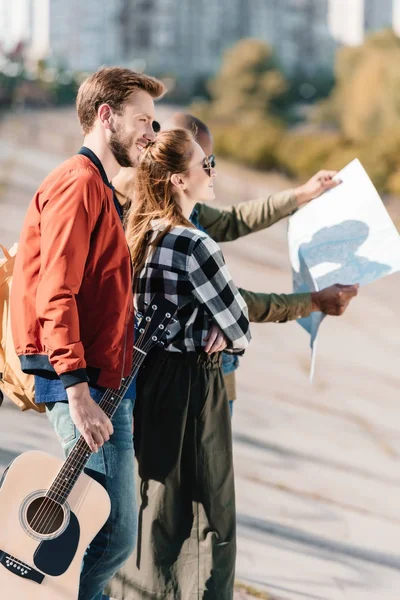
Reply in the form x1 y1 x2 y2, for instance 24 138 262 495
134 222 251 354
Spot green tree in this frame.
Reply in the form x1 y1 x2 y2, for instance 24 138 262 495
318 29 400 143
207 38 287 121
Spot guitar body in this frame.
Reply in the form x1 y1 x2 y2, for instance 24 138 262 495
0 450 111 600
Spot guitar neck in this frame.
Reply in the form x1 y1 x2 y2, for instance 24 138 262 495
46 350 146 505
98 352 144 419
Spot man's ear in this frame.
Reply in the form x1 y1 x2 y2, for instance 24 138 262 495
98 104 113 131
170 173 186 190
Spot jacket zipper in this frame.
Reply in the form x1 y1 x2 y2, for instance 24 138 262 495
110 187 133 386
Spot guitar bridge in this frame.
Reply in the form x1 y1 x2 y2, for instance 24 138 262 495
0 549 44 584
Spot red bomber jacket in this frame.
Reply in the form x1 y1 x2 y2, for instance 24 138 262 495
11 147 134 390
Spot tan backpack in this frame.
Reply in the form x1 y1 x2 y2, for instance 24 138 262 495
0 244 44 413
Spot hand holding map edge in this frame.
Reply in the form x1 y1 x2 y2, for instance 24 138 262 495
294 170 343 207
311 283 359 316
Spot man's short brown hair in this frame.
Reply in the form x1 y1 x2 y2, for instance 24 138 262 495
76 67 166 134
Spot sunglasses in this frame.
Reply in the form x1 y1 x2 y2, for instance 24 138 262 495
202 154 216 176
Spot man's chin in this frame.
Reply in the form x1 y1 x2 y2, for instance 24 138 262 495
110 145 134 168
116 156 134 168
130 155 140 168
125 149 141 168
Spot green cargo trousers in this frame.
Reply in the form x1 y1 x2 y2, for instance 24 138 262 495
129 349 236 599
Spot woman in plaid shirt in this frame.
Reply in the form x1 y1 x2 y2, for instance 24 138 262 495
125 128 251 599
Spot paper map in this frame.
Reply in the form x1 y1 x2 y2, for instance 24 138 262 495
288 158 400 379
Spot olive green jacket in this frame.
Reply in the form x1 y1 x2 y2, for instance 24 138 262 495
195 190 313 323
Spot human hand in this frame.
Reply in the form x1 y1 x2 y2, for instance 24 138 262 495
295 170 341 207
311 283 359 316
204 323 228 354
67 383 114 452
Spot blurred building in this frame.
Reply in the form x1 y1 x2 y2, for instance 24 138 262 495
118 0 249 81
117 0 334 83
4 0 400 82
248 0 336 76
119 0 180 73
0 0 32 53
25 0 34 49
329 0 364 46
363 0 394 32
29 0 50 60
329 0 397 46
49 0 122 71
247 0 283 51
118 0 153 71
394 0 400 34
283 0 336 75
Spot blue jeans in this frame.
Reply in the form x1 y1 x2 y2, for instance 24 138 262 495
46 397 136 600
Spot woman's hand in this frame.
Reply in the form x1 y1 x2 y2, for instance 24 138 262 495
204 324 228 353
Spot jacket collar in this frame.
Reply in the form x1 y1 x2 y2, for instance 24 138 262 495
78 146 111 188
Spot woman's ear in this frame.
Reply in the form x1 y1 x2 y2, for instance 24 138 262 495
170 173 186 191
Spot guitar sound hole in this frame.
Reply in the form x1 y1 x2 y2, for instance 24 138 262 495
26 497 65 535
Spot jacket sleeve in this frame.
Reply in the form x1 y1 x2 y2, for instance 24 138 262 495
195 189 298 243
36 172 102 389
239 288 313 323
188 236 251 352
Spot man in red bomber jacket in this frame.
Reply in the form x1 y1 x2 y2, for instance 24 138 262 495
11 67 165 600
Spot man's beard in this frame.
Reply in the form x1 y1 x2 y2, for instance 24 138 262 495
109 126 135 168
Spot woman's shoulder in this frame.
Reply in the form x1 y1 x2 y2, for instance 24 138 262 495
161 225 216 252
